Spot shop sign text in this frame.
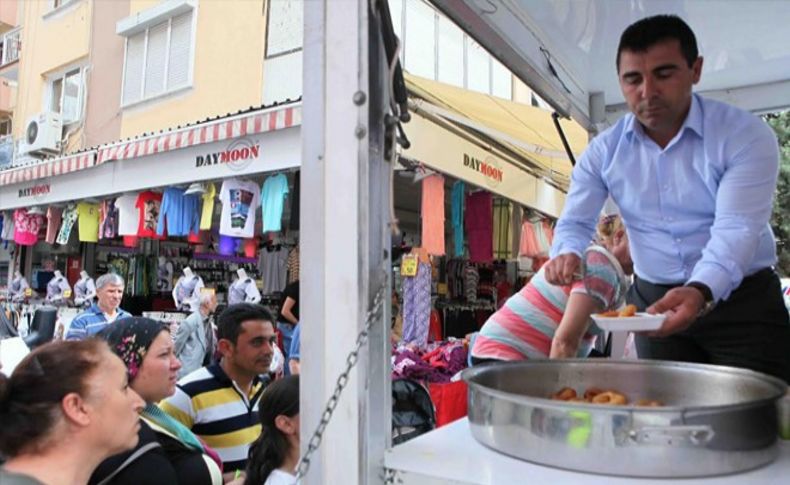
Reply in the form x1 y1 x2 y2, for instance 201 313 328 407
18 183 51 199
463 153 503 187
195 138 260 172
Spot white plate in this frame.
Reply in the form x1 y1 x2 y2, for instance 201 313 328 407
591 312 666 332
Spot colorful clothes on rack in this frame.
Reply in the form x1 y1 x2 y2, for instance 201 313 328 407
465 191 493 263
392 340 468 383
13 209 43 246
56 205 78 245
200 182 216 231
421 174 445 256
136 191 164 238
471 266 597 361
402 261 432 346
260 173 289 233
45 207 62 244
220 179 260 238
492 199 512 259
157 187 201 237
451 181 465 257
99 198 119 239
77 202 100 243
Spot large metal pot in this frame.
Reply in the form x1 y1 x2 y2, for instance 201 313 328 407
462 359 787 478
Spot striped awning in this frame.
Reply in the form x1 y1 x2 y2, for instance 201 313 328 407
0 102 301 188
97 103 301 164
0 151 97 186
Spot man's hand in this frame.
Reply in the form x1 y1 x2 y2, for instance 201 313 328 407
645 286 705 337
544 253 581 286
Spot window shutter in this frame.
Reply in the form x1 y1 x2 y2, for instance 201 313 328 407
123 32 145 105
144 21 168 98
167 11 192 89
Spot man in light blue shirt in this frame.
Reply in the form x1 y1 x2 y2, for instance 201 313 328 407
65 273 132 340
545 15 790 382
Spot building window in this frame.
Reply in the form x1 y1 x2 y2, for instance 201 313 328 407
122 11 193 106
48 68 83 124
265 0 303 58
388 0 512 99
0 118 11 136
263 0 303 105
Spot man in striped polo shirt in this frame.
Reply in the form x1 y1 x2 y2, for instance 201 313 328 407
65 273 131 340
160 303 275 480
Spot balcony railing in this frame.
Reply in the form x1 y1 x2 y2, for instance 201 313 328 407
0 27 21 67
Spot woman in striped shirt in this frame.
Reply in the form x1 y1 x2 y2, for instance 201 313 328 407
471 215 632 363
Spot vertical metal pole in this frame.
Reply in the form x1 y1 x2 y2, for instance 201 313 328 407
365 4 393 484
301 0 390 483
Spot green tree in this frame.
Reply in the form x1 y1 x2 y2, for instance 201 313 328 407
765 111 790 276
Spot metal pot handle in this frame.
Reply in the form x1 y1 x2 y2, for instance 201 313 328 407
628 425 715 447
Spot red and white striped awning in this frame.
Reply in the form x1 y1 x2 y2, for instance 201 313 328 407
0 151 97 186
0 103 301 188
97 103 301 164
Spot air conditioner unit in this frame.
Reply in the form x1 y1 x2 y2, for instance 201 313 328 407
20 111 62 157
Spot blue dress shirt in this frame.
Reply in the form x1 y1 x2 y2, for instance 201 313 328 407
551 94 779 302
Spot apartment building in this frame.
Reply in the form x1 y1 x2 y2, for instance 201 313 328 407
7 0 269 164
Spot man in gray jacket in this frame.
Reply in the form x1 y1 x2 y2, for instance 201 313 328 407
174 292 218 378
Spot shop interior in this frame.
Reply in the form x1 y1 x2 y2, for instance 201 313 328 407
4 169 301 331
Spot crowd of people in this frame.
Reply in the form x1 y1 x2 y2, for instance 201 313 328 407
0 299 301 485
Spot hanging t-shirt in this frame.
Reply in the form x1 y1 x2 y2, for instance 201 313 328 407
56 205 78 245
157 187 200 237
492 199 513 259
465 191 493 263
219 179 260 238
421 174 445 256
1 211 14 241
451 181 465 257
136 191 163 238
13 209 43 246
200 182 216 230
99 198 119 239
77 202 100 243
258 246 288 294
46 207 63 244
116 193 140 236
261 174 289 233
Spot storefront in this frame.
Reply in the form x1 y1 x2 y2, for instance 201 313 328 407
390 75 587 426
0 102 302 331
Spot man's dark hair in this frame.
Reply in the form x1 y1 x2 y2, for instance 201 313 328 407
217 303 274 345
616 15 698 71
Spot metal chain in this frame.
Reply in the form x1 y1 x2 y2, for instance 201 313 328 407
294 285 386 481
